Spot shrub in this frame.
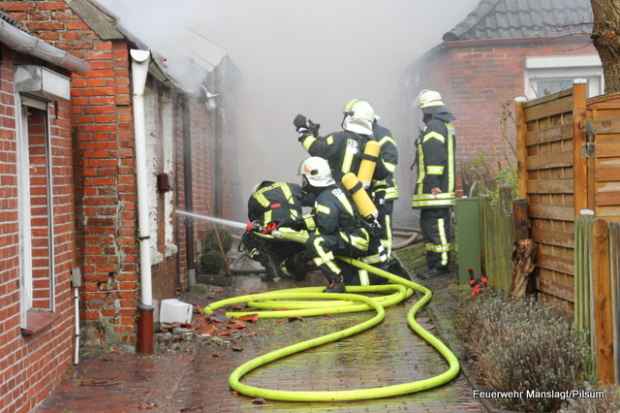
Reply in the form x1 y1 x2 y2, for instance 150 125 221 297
200 250 226 274
456 290 590 412
460 152 517 205
560 385 620 412
202 227 233 253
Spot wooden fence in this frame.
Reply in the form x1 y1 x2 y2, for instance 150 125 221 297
480 192 513 292
516 82 620 310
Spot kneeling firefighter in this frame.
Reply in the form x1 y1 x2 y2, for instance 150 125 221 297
300 157 379 292
243 181 313 281
412 90 456 277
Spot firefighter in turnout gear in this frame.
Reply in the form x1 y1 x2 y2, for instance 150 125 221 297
300 157 372 293
412 90 456 277
243 181 312 281
294 99 375 184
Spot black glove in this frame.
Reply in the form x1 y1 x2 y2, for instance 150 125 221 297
294 114 309 133
308 119 320 136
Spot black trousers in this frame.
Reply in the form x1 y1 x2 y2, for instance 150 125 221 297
420 208 453 270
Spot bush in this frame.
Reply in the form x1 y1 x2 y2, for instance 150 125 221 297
560 385 620 412
455 290 590 412
202 227 233 254
461 152 517 205
200 250 226 274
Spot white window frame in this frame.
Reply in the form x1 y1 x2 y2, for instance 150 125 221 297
524 55 605 99
16 94 55 327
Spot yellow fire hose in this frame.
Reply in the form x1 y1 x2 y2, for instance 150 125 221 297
204 231 460 402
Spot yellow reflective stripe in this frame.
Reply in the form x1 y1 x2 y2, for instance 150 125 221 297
327 136 334 145
361 254 386 264
359 270 370 286
385 187 399 200
263 210 273 223
379 136 396 147
416 142 425 194
423 131 445 143
334 192 354 216
290 210 299 219
427 165 445 175
303 214 316 230
280 183 295 205
438 218 449 266
316 204 331 215
425 243 452 253
341 139 356 174
383 215 392 256
253 192 270 208
313 238 340 273
447 124 455 193
413 192 456 201
411 198 455 208
382 160 396 173
302 136 317 151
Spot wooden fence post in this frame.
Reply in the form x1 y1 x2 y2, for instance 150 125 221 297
573 80 588 215
593 218 615 384
515 97 528 199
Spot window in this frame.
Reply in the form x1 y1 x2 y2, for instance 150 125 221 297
17 96 55 328
525 55 604 99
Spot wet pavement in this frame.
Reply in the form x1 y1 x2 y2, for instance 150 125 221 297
37 266 483 413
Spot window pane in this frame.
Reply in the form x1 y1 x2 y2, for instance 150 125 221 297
536 78 581 96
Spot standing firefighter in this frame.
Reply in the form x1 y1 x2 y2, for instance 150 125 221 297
300 157 372 292
412 90 456 277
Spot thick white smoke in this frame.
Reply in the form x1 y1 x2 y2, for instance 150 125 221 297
99 0 479 226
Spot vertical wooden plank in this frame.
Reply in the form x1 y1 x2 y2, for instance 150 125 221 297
593 219 614 384
573 81 588 215
515 97 528 199
513 199 529 241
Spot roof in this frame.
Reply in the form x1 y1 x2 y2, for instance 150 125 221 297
443 0 593 42
66 0 180 86
0 10 28 33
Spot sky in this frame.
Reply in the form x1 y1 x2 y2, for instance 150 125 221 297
99 0 480 224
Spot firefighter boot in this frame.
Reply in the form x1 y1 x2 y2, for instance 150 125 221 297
324 274 345 293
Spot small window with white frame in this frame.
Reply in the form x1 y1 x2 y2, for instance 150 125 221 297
525 55 605 99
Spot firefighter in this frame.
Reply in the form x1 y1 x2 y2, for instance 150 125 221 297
244 181 312 281
300 157 372 293
294 100 391 264
412 90 456 278
294 99 375 184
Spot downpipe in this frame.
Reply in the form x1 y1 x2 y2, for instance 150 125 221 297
131 49 154 354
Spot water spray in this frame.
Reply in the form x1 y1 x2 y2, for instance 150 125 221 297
176 210 247 231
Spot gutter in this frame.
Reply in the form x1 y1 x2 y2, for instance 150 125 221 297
131 49 154 354
0 19 89 73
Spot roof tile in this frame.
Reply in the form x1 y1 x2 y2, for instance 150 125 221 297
443 0 592 41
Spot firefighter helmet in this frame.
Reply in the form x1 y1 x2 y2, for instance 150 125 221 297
300 157 335 188
416 89 445 109
343 99 375 135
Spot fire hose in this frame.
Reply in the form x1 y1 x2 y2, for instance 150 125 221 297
204 228 461 402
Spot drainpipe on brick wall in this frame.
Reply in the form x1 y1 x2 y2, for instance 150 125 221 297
131 49 154 354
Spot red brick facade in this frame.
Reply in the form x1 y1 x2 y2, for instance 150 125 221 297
0 46 75 413
417 37 597 163
0 1 140 345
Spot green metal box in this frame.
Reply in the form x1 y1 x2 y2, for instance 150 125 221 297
455 198 482 284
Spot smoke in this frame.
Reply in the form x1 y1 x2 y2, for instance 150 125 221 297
99 0 479 225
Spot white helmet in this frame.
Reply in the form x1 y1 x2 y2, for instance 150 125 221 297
343 99 375 135
416 89 445 109
299 157 335 188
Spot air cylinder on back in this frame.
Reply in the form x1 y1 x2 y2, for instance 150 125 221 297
342 173 378 219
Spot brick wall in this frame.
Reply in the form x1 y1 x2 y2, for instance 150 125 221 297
0 1 140 345
175 95 213 284
0 46 75 413
417 38 597 164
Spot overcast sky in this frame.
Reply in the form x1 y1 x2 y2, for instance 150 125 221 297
99 0 480 223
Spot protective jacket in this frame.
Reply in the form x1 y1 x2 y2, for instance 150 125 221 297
411 107 456 209
371 123 399 202
248 182 305 226
300 131 370 183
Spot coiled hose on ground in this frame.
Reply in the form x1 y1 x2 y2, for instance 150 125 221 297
204 231 460 402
